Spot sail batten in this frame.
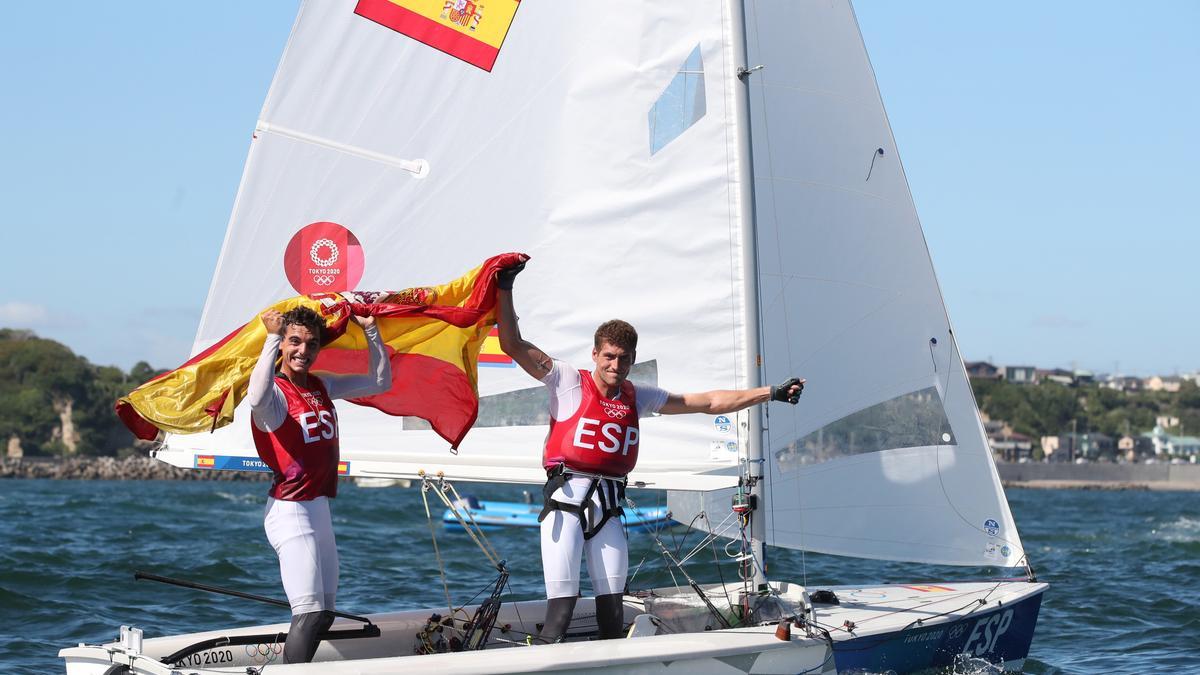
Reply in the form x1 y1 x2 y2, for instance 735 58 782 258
255 121 429 175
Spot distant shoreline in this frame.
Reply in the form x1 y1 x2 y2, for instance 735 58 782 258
996 461 1200 491
1002 479 1200 492
0 456 269 481
5 456 1200 491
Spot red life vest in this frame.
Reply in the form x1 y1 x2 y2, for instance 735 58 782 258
251 374 340 501
543 370 640 476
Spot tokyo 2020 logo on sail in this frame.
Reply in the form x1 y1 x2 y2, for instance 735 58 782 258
283 222 365 295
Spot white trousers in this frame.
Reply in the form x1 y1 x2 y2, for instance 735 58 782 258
264 496 338 615
540 476 628 599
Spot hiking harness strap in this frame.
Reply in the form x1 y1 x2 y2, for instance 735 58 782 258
537 464 627 540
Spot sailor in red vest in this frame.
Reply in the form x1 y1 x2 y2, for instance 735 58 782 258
495 263 803 643
248 306 390 663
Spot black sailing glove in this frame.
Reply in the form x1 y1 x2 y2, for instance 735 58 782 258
770 377 804 404
496 260 526 290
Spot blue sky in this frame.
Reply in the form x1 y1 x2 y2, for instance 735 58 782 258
1 2 1196 376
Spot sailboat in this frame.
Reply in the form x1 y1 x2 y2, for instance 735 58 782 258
61 0 1045 673
441 493 672 531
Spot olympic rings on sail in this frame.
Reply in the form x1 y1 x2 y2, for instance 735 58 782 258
309 238 340 267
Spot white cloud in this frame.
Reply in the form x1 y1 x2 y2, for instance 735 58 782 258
0 302 49 326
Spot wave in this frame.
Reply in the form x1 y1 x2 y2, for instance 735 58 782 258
214 491 263 505
1155 516 1200 543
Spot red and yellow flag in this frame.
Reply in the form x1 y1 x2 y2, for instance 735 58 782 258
116 253 527 449
479 326 514 367
355 0 521 72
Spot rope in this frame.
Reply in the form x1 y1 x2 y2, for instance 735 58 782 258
677 512 738 566
419 479 455 622
421 474 502 568
417 474 519 651
629 496 737 630
441 480 503 567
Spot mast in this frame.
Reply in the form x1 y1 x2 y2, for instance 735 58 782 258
727 0 766 590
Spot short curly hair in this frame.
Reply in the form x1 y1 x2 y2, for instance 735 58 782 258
281 306 327 344
594 319 637 352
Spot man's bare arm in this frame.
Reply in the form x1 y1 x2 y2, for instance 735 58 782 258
659 378 804 415
496 285 553 380
659 388 769 415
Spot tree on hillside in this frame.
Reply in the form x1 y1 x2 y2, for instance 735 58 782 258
1024 382 1078 436
0 329 160 456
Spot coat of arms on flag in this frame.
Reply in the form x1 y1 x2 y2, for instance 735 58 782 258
355 0 521 72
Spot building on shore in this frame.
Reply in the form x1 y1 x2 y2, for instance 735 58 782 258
1003 365 1038 385
1102 375 1144 392
1117 434 1154 461
1041 432 1114 462
1144 375 1184 393
1144 426 1200 458
965 361 1000 380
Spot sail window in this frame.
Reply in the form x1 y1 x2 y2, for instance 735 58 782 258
648 45 706 155
774 387 957 471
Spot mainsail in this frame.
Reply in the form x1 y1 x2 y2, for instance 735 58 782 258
160 1 754 492
160 0 1023 567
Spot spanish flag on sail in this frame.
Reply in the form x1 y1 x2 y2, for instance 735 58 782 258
354 0 521 72
116 253 527 449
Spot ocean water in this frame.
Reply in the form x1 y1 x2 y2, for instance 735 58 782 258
1 480 1196 674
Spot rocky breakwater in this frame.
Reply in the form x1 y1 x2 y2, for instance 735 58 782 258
0 456 270 481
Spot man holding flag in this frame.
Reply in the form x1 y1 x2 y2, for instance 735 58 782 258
113 252 526 659
249 306 389 663
494 262 804 643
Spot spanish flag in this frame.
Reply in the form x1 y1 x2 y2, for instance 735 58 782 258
354 0 521 72
116 253 527 449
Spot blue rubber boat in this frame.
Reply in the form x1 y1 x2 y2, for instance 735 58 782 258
442 497 671 532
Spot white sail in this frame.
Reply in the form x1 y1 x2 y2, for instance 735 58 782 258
161 0 1024 565
161 0 754 491
670 0 1024 568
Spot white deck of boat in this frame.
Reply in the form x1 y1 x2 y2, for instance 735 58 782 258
61 580 1045 675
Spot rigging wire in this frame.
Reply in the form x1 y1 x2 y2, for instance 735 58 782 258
417 474 516 651
422 474 502 568
626 490 679 589
420 476 456 623
628 495 738 630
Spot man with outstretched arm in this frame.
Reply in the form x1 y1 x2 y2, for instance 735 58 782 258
494 262 803 643
248 306 390 663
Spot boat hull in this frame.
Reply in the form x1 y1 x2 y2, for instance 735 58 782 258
829 585 1043 673
59 580 1044 674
